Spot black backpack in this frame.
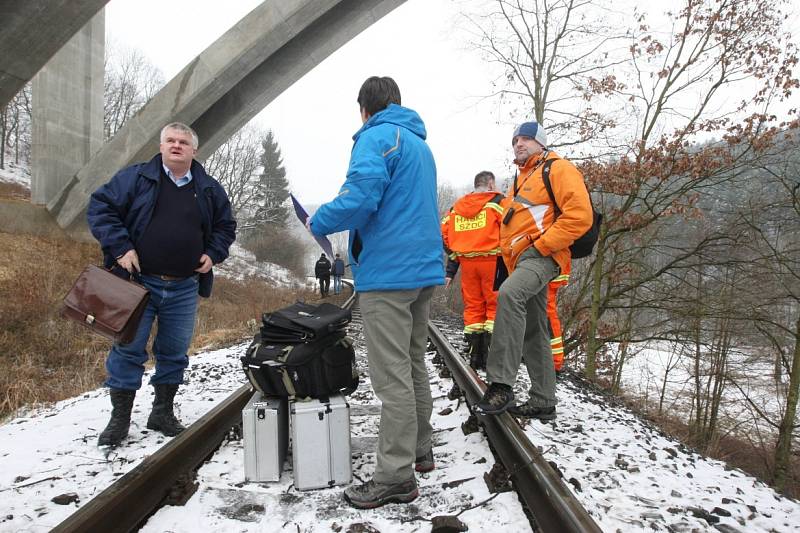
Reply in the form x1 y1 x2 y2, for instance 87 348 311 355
541 158 603 259
240 301 359 399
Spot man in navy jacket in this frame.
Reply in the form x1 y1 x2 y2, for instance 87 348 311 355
87 122 236 448
309 77 444 508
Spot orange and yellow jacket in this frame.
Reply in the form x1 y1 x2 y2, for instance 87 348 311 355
441 191 504 260
500 151 593 274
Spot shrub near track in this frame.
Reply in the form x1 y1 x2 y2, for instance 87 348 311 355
0 230 314 421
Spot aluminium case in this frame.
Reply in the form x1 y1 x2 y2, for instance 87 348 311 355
242 391 288 482
290 394 352 490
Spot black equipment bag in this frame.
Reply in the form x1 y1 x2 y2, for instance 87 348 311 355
241 330 359 399
260 301 351 343
541 158 603 259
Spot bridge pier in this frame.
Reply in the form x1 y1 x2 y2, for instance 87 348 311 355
30 11 104 207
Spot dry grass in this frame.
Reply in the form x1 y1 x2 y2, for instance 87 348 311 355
0 181 30 200
0 230 314 421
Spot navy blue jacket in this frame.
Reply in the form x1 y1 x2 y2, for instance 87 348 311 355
310 104 444 291
87 154 236 297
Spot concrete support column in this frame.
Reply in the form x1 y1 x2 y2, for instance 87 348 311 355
31 11 104 206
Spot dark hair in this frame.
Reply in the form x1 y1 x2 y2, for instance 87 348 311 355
357 76 401 116
474 171 495 189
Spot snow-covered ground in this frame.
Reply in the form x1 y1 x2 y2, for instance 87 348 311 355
1 316 799 532
215 242 303 289
0 161 30 187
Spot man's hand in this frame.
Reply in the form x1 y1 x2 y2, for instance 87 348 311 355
117 249 140 274
445 277 452 289
195 254 213 274
305 217 313 233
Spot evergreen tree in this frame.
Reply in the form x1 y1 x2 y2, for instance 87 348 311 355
253 130 290 228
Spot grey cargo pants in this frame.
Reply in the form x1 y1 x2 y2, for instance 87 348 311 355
486 247 559 407
359 286 435 484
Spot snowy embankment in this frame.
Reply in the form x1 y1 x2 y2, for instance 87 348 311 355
1 318 799 531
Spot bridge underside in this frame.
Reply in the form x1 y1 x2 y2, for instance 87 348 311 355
47 0 406 232
0 0 109 107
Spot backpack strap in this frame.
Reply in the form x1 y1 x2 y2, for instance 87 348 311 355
540 158 562 218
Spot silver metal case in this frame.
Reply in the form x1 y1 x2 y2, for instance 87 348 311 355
242 391 288 482
290 394 352 490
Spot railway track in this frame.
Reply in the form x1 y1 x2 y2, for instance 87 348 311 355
52 284 600 532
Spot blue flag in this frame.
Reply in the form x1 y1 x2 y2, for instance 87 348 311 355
291 193 334 258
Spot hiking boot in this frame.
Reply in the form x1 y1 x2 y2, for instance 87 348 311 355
474 382 514 415
508 403 557 420
465 332 483 370
415 449 435 473
146 384 186 437
343 478 419 509
98 388 136 447
478 332 491 371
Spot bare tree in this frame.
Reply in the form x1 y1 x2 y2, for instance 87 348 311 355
578 0 799 378
103 43 164 140
203 125 263 223
462 0 627 151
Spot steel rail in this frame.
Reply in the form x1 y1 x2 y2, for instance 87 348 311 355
53 282 357 533
427 322 602 533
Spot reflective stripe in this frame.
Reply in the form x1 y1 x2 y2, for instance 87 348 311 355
551 347 565 355
483 320 494 333
382 128 400 157
441 214 450 224
550 336 563 345
451 248 502 258
553 274 570 283
463 323 485 333
485 202 504 215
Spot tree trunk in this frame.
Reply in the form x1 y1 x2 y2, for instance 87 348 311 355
773 312 800 492
0 104 6 169
585 224 607 379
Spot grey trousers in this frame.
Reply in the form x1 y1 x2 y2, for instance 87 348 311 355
359 286 435 484
486 248 559 407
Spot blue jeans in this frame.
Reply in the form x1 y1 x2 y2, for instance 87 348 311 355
105 274 199 390
333 275 342 294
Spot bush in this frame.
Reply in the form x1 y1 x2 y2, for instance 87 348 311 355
241 225 308 277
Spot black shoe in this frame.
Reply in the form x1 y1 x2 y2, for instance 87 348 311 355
146 384 186 437
98 388 136 447
508 403 556 420
475 383 514 415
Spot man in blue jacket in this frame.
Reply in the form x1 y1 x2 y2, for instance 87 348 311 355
309 76 444 508
87 122 236 448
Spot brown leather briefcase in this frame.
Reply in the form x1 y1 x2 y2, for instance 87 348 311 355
61 265 150 345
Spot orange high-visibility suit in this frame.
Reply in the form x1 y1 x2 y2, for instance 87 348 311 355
547 273 569 372
441 191 504 334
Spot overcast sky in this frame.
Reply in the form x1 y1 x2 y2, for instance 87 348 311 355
105 0 515 205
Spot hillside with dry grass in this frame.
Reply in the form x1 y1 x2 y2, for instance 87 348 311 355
0 229 314 421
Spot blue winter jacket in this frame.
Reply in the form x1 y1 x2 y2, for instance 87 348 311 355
310 104 444 291
86 154 236 298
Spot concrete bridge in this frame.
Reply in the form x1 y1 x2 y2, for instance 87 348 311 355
0 0 405 235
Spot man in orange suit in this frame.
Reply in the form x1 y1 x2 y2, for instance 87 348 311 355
441 171 504 370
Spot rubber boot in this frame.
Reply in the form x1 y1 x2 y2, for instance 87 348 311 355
480 332 492 371
146 384 186 436
98 388 136 447
466 333 483 370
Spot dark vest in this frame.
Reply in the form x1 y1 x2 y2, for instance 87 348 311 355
138 169 204 278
